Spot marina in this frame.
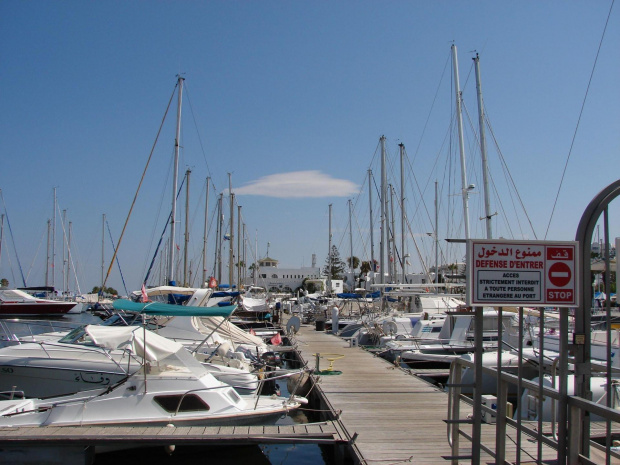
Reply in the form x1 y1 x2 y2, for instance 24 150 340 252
4 311 619 464
1 3 620 464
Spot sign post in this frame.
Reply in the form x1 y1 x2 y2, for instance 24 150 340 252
466 239 579 308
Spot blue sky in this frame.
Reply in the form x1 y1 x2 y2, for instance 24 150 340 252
0 1 618 295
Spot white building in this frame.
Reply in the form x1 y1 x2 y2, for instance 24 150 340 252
242 255 321 293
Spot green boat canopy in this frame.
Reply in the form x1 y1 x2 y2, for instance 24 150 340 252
113 299 236 317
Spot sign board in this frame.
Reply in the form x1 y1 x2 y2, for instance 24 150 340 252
466 239 579 307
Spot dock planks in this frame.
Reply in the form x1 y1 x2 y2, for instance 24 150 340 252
292 322 561 465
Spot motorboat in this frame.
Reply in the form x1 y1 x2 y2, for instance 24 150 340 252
0 325 304 428
384 309 516 367
0 288 77 316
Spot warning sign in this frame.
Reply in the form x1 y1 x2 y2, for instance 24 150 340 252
466 240 579 307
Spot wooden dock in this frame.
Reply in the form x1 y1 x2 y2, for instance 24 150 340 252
0 423 344 447
292 322 562 465
0 422 347 465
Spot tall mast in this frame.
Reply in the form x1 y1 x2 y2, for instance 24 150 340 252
68 221 74 294
474 53 493 239
52 187 56 289
327 203 332 293
242 223 247 284
348 199 353 286
435 180 439 294
367 169 375 281
379 135 387 284
451 44 471 240
62 209 67 295
45 218 50 287
202 177 210 287
183 168 191 286
100 213 105 292
228 173 234 288
254 231 258 286
237 205 242 288
399 143 406 283
167 76 184 286
389 185 396 283
216 193 223 284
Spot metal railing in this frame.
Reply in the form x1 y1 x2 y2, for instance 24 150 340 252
446 356 620 464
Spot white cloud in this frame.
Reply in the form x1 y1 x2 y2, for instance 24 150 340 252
234 171 359 198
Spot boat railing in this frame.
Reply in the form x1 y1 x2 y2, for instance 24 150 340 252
33 340 140 375
0 319 81 346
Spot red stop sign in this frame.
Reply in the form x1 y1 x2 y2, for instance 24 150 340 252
548 262 571 287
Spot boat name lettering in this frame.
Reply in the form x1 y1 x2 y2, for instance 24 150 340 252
1 367 14 374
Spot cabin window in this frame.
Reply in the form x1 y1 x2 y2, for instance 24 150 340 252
226 389 241 404
154 394 210 413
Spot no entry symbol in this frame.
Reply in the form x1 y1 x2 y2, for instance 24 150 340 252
548 262 571 287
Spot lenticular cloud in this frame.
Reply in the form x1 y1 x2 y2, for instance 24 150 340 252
234 171 359 198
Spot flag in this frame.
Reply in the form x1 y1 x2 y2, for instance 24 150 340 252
141 283 148 303
249 328 256 336
270 332 282 346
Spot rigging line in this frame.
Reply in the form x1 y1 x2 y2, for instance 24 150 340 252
103 80 178 289
0 189 26 287
545 0 615 239
105 220 128 296
411 49 452 165
184 84 214 179
486 119 526 239
24 224 46 286
54 207 82 294
461 102 518 239
143 175 187 286
485 114 538 239
140 145 176 281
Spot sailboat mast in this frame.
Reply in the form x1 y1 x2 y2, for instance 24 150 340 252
228 173 234 288
62 209 67 295
348 199 353 285
399 143 406 283
237 205 242 288
183 168 191 286
202 177 210 287
254 231 258 286
368 169 375 282
167 76 184 286
216 193 223 284
327 203 332 293
451 44 471 240
45 219 50 287
474 53 493 240
100 213 105 293
379 135 387 285
52 187 56 289
435 180 439 294
389 185 396 283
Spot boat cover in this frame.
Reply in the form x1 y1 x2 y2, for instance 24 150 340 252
85 325 183 362
112 299 236 317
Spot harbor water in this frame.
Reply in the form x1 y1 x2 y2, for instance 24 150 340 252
1 311 331 465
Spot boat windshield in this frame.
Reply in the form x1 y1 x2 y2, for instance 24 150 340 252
58 326 94 345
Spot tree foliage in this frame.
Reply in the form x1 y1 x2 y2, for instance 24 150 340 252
323 245 346 279
91 286 119 296
346 256 360 270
